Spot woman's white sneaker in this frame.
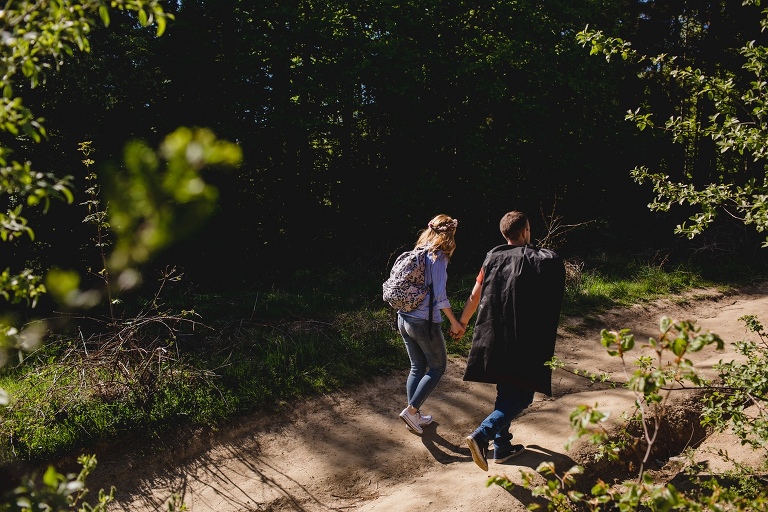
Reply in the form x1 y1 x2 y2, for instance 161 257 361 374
399 408 423 434
417 412 433 426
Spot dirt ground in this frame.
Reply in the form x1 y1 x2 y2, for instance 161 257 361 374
85 283 768 512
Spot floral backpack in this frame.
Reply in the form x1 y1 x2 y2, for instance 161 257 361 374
382 247 433 312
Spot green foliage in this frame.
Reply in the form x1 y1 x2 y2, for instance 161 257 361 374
578 1 768 246
0 1 170 89
0 165 73 239
560 257 714 317
0 0 173 297
0 262 405 459
594 319 721 472
521 462 585 511
1 454 113 512
81 0 641 273
488 315 768 511
702 314 768 451
105 128 242 272
566 404 618 456
0 2 216 511
0 269 46 307
38 130 241 312
1 124 243 461
0 0 182 319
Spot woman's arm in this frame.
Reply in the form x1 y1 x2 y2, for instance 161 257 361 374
431 253 464 334
442 306 464 336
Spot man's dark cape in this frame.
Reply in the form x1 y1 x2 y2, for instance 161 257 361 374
463 244 565 396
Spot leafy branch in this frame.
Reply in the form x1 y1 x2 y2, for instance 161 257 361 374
489 316 734 510
578 1 768 246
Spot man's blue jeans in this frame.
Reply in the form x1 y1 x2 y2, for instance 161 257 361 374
398 313 447 410
473 383 534 451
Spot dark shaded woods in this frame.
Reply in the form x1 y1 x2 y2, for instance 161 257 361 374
8 0 768 292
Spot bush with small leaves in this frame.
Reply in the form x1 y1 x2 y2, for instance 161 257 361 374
487 316 768 511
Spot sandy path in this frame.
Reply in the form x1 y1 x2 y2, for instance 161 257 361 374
87 284 768 512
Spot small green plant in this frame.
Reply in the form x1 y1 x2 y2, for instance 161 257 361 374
0 3 224 512
78 141 116 315
1 455 114 512
703 315 768 452
488 317 745 511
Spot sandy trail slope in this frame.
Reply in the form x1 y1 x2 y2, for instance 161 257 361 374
87 283 768 512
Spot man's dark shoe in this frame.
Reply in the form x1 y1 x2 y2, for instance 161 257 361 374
465 432 488 471
493 443 525 464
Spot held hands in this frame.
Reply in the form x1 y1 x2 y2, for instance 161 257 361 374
449 320 467 340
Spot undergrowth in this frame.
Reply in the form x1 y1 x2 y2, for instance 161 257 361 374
560 256 720 317
0 254 763 465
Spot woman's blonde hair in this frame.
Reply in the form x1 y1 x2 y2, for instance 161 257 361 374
415 214 458 258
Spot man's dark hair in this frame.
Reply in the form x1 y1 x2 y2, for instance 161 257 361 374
499 211 528 241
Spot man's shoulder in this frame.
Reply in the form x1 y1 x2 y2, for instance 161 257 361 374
484 245 564 280
486 244 560 258
486 244 512 256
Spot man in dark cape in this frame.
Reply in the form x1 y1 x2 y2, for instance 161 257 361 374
457 211 565 471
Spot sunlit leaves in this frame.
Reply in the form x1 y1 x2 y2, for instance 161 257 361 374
575 27 635 63
44 268 103 308
0 267 46 306
0 2 182 509
44 267 81 300
600 328 634 356
0 0 172 311
105 127 242 271
0 154 74 242
583 319 723 477
703 314 768 449
490 313 759 511
604 317 726 407
567 404 612 453
4 454 113 511
159 127 243 201
0 1 173 90
580 7 768 245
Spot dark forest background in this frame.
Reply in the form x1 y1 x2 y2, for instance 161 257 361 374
8 0 768 293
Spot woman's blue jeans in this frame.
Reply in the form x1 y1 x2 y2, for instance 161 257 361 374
473 383 535 451
398 313 447 410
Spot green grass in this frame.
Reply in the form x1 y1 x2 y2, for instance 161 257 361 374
0 254 764 463
561 257 730 317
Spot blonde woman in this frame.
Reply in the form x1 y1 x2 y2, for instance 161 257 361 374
397 214 464 434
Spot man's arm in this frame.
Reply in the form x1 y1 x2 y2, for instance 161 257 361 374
459 280 482 328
